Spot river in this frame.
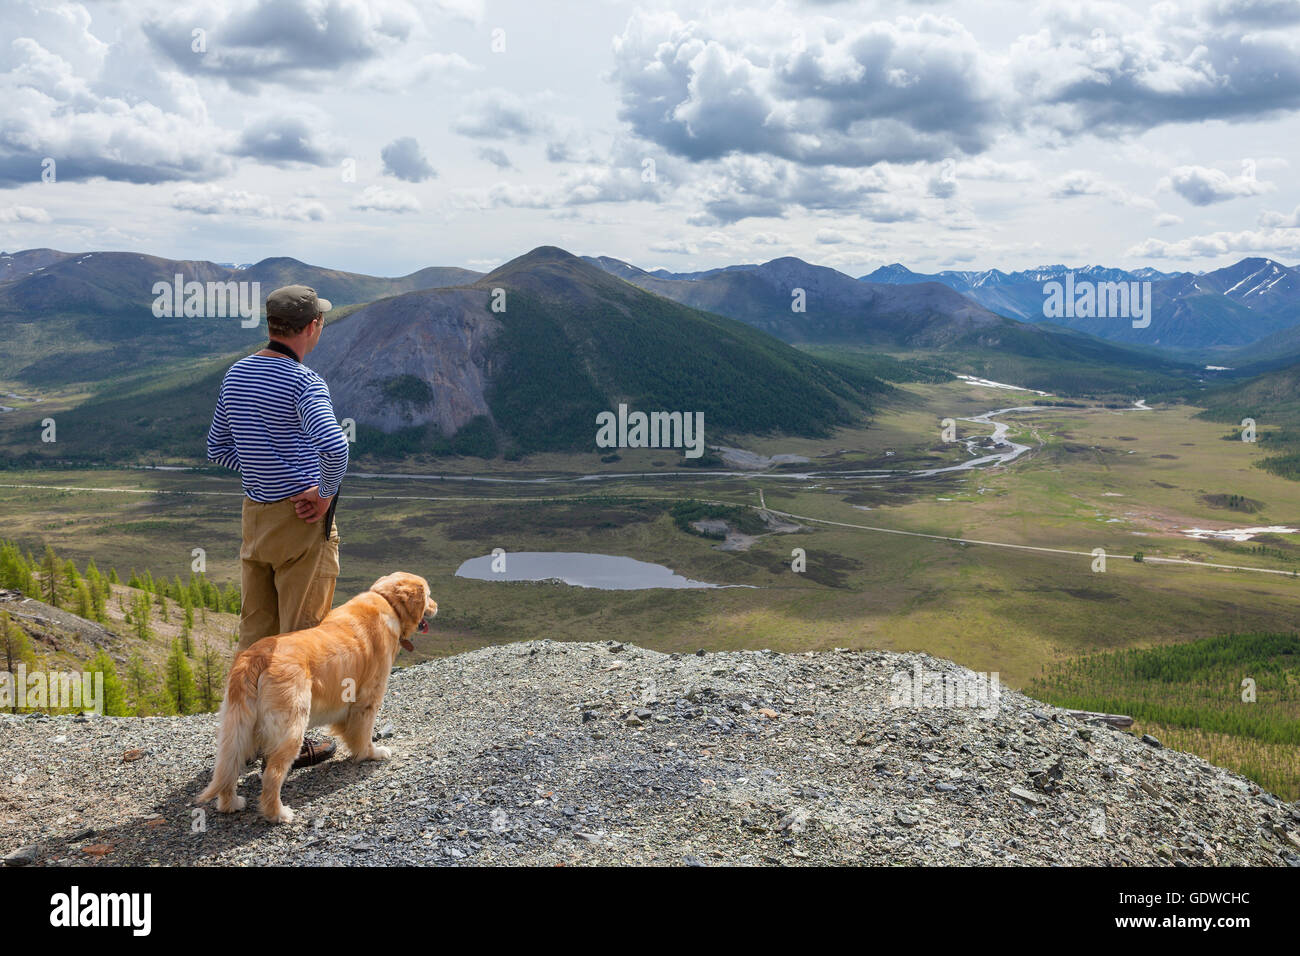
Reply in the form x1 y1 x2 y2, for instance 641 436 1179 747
122 397 1119 486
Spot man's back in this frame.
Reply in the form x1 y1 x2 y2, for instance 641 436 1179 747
207 353 349 503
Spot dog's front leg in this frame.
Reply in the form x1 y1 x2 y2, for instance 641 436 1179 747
341 701 389 761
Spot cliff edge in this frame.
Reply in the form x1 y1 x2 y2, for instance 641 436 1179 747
2 641 1297 867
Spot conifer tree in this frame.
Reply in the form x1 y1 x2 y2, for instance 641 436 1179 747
162 639 198 715
196 640 226 712
40 546 60 607
125 653 155 716
1 611 37 714
87 649 127 717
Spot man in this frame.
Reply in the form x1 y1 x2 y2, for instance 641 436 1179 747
206 284 349 767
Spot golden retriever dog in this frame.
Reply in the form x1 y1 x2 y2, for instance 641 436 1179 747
197 572 437 823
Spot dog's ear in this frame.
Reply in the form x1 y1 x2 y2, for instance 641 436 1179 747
396 575 427 626
373 573 425 629
374 572 428 632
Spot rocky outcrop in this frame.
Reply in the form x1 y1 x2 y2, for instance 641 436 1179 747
306 287 500 435
0 590 114 651
2 641 1296 867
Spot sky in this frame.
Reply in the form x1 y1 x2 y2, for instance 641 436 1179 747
3 0 1300 277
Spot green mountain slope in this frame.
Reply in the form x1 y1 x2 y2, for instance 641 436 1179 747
587 254 1194 397
0 248 890 464
470 247 888 452
0 250 481 386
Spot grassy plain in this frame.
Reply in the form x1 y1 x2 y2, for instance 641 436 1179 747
2 378 1296 686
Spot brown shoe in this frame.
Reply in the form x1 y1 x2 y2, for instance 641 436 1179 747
290 736 336 769
257 735 336 772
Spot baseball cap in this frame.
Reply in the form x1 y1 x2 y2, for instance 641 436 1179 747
265 285 332 327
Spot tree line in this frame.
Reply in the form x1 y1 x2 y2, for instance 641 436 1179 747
0 539 236 717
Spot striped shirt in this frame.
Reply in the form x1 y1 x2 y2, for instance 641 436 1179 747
206 354 349 503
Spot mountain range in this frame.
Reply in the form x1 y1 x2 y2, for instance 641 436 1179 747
305 247 888 455
0 242 1294 463
0 247 893 462
0 248 482 386
579 253 1197 397
859 258 1300 351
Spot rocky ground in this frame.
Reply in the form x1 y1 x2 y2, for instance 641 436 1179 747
0 588 115 653
2 640 1298 867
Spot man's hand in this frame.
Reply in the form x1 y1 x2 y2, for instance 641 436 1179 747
289 486 333 523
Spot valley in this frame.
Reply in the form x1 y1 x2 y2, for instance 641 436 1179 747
4 378 1296 681
0 246 1296 798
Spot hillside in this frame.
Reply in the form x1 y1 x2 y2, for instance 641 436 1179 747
233 258 482 307
2 583 239 704
1228 321 1300 368
0 249 481 386
859 263 1186 326
1 640 1296 866
1198 360 1300 419
586 255 1194 396
307 247 891 455
0 541 243 716
593 254 1005 347
0 247 888 463
1029 633 1300 800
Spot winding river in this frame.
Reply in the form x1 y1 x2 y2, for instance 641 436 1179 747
114 399 1066 485
346 403 1051 485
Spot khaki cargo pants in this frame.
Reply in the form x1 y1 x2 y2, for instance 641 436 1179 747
237 497 340 652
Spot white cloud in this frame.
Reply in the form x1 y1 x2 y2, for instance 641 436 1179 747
815 228 857 244
1127 226 1300 259
476 147 513 170
648 238 698 255
381 137 437 182
453 89 553 140
1049 170 1157 210
5 0 1300 273
1259 204 1300 227
351 184 421 213
172 184 326 221
144 0 428 90
0 27 230 187
1161 165 1275 205
0 205 51 223
232 114 339 167
612 10 1005 167
952 157 1038 182
360 51 478 91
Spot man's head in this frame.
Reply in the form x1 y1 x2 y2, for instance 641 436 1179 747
265 285 332 341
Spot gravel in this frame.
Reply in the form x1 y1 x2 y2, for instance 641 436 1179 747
1 640 1297 867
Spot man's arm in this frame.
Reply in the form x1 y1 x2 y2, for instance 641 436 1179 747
292 379 349 522
206 384 241 471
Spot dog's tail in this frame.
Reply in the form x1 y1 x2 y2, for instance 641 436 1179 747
196 651 265 805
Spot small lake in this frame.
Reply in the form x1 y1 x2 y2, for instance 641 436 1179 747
455 551 745 590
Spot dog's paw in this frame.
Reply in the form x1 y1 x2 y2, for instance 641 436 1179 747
264 805 295 825
217 795 246 813
370 745 392 761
